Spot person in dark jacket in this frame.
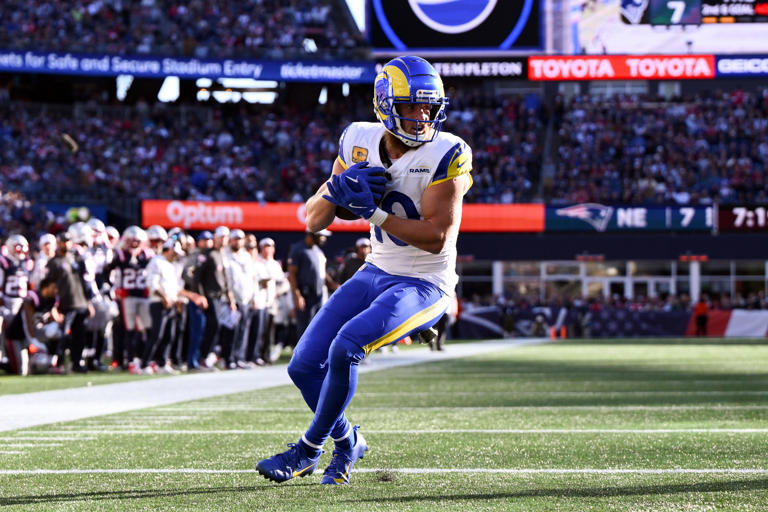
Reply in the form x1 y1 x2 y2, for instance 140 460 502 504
45 232 93 373
287 229 338 342
194 226 236 368
337 237 371 284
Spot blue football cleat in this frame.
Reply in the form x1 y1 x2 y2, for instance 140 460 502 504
320 426 369 485
256 443 322 483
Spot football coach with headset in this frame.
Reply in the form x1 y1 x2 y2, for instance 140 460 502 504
257 56 473 485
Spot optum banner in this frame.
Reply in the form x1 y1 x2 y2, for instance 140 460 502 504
0 49 376 82
141 200 545 233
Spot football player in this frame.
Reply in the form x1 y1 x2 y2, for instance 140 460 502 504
104 226 153 372
30 233 57 290
68 222 109 371
146 225 168 254
257 56 472 485
2 276 62 375
0 235 34 322
86 218 118 370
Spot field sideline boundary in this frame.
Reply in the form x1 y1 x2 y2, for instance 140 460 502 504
0 338 545 432
2 468 768 476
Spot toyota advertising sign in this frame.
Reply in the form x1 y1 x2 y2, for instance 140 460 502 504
528 55 715 80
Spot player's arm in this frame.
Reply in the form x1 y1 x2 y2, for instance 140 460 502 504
377 174 470 254
305 158 346 233
0 267 5 306
287 264 305 312
21 298 38 341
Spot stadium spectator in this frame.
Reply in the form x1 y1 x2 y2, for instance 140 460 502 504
0 0 368 59
694 296 709 336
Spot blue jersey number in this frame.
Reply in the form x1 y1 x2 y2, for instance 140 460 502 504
374 191 420 246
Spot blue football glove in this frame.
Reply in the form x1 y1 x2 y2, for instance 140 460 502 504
341 162 388 203
323 173 379 220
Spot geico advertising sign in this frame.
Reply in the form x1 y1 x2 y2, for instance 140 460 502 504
142 200 546 233
716 56 768 77
528 55 715 80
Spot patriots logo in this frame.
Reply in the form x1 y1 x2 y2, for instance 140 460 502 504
555 203 614 232
620 0 649 25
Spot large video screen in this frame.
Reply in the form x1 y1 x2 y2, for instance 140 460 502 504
369 0 542 55
574 0 768 54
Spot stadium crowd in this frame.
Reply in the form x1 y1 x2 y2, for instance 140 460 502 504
0 90 545 205
0 0 366 59
549 89 768 205
5 88 768 207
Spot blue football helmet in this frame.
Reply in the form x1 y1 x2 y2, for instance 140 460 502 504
373 56 448 147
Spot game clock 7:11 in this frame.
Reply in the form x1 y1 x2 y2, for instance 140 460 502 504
719 206 768 231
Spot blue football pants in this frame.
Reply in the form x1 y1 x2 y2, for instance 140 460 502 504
287 263 448 448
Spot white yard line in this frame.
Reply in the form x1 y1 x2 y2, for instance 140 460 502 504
0 443 63 447
3 437 97 441
351 390 768 396
15 428 768 437
1 468 768 475
0 339 542 432
137 404 768 412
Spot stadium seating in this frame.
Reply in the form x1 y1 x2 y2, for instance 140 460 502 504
0 90 544 205
548 90 768 205
0 0 367 59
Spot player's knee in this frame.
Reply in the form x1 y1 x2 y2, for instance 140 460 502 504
287 356 312 385
328 335 365 369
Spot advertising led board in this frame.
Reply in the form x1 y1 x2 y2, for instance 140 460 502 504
369 0 542 55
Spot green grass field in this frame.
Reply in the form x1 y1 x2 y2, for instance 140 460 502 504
2 338 768 511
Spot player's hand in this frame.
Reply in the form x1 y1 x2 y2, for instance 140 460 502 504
295 294 306 312
342 162 388 203
323 174 378 220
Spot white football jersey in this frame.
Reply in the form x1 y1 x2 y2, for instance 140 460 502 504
336 122 472 293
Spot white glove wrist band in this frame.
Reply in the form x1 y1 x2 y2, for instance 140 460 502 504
367 208 388 227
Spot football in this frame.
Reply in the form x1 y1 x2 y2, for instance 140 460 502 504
335 205 362 220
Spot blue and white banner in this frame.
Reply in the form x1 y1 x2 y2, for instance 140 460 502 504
716 55 768 77
546 204 714 232
0 49 377 83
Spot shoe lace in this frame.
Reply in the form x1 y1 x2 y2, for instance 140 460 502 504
282 443 302 465
323 448 352 476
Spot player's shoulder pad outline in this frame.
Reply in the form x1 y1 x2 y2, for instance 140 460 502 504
430 140 472 188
